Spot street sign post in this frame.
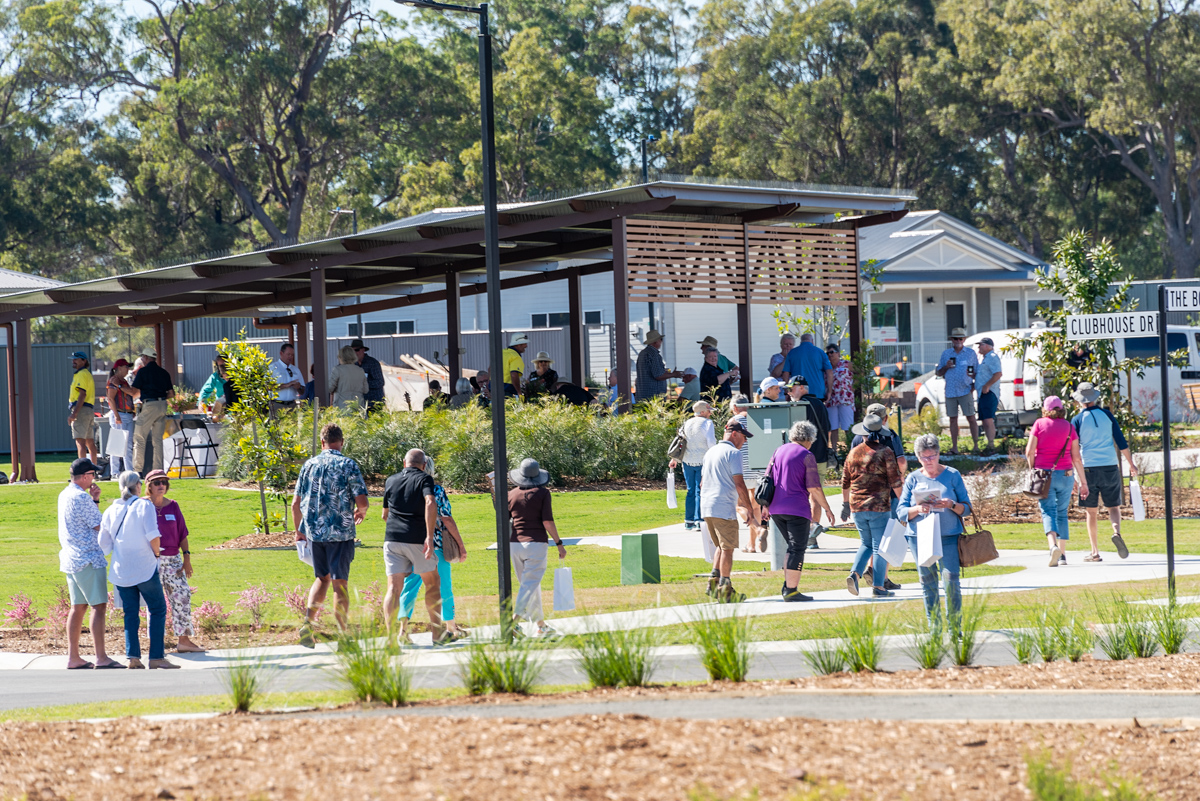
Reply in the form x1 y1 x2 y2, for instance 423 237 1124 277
1159 285 1176 598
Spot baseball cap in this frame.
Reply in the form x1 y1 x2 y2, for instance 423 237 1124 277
70 457 100 476
1043 395 1064 411
112 358 131 369
725 419 753 438
786 375 808 387
759 376 783 392
140 347 158 359
979 337 995 347
682 367 698 377
69 351 88 361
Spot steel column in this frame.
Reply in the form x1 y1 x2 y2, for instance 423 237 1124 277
161 321 178 383
738 224 753 397
613 217 632 412
4 323 17 481
311 270 329 405
567 265 585 385
14 318 35 482
848 229 864 417
446 270 462 388
296 320 310 386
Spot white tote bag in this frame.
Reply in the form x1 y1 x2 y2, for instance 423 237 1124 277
296 537 314 567
1130 479 1146 522
666 470 678 509
915 513 943 568
552 557 575 612
879 517 910 567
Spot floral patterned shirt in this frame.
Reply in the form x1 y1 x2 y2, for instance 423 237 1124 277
829 361 853 407
433 484 452 549
294 449 368 543
58 482 105 573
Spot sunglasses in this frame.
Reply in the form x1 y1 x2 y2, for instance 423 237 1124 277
150 479 169 488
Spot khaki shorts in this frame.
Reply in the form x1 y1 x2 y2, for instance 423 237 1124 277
71 411 94 440
946 394 976 418
383 541 438 576
705 517 740 551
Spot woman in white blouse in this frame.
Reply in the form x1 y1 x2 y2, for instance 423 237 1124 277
669 400 718 536
99 471 178 669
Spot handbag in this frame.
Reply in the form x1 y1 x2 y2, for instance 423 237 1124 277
754 454 777 506
1024 434 1070 499
667 423 688 460
441 531 462 562
956 506 999 568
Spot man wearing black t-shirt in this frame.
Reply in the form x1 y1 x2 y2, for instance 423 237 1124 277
131 348 175 475
380 448 444 640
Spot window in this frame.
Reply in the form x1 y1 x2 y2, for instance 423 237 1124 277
531 311 601 328
347 321 415 336
1029 299 1064 320
869 302 912 342
1126 334 1187 360
1006 300 1021 329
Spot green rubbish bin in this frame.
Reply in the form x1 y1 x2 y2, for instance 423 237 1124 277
621 532 661 585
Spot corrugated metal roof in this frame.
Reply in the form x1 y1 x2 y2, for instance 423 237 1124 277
0 267 64 293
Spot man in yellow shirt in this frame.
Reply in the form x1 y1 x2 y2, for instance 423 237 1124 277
67 351 99 463
503 334 529 398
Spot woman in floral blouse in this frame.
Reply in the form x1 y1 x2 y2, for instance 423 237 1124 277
825 344 854 453
144 470 203 653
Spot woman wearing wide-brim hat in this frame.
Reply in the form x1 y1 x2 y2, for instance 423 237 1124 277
525 352 559 399
506 458 566 637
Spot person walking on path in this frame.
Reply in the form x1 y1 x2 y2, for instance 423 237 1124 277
841 414 904 597
637 329 683 401
508 458 567 637
504 333 530 397
781 333 833 401
669 400 718 532
825 344 854 452
768 334 795 379
130 348 174 475
975 337 1003 453
766 420 835 602
699 347 735 401
58 458 122 670
1070 382 1133 562
935 328 979 454
329 346 369 411
899 434 975 632
397 456 467 642
350 339 386 412
106 359 137 475
1026 396 1089 567
381 448 446 642
850 403 907 473
99 471 178 669
68 351 99 464
729 395 766 552
143 470 203 653
292 424 369 646
700 420 755 603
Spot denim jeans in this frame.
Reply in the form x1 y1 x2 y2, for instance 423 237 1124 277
1037 469 1074 539
682 462 703 524
851 510 892 586
907 534 962 632
399 548 454 622
116 569 167 660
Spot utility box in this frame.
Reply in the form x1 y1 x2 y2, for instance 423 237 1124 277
620 532 661 585
743 402 811 471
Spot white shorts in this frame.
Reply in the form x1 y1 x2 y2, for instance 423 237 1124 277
827 404 854 430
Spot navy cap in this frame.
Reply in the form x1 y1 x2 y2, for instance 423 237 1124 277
69 351 88 361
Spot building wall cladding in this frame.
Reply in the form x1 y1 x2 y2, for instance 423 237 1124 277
0 342 94 453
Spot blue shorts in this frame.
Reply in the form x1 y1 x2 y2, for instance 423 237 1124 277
312 540 356 581
977 391 999 421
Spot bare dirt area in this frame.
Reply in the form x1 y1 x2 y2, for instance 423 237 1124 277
206 531 298 550
1 711 1193 800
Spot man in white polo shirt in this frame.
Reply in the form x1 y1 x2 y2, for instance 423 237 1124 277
270 342 306 413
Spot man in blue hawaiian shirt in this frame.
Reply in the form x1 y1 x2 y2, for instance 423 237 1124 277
935 327 980 454
292 423 368 645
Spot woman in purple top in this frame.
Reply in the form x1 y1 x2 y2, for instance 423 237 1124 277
144 470 204 652
765 420 835 602
1025 396 1089 567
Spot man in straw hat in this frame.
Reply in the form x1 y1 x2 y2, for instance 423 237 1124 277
1071 382 1136 561
526 351 558 399
507 458 566 637
700 419 756 602
635 329 683 400
503 333 530 397
935 327 980 454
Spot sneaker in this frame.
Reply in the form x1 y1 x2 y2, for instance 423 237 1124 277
1048 548 1063 567
781 583 812 602
871 588 895 597
1060 552 1068 565
862 566 873 584
883 578 902 591
846 573 860 596
1112 533 1130 559
536 624 559 640
299 624 315 649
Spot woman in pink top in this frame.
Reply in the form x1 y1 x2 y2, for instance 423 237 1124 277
1025 396 1089 567
144 470 204 652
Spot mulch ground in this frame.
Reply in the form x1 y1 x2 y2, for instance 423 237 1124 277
2 711 1195 800
206 531 298 550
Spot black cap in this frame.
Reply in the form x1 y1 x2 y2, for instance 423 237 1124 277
70 458 100 477
725 420 754 438
786 375 808 387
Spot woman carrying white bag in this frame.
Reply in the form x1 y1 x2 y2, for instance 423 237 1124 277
898 434 974 632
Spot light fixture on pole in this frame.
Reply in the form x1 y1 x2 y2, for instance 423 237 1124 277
395 0 512 638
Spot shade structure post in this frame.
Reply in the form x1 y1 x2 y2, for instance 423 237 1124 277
848 228 864 417
161 321 178 383
311 269 329 405
446 270 461 388
567 265 585 385
738 223 753 397
14 318 35 482
295 317 309 388
4 323 18 481
613 217 632 412
154 324 163 367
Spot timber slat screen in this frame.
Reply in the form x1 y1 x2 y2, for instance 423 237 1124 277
625 220 858 306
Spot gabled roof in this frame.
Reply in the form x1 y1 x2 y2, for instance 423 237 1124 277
858 210 1047 279
0 267 64 294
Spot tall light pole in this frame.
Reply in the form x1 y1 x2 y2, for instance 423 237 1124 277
395 0 511 638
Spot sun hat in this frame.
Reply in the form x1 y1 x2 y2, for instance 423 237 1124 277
1072 382 1101 405
510 457 550 488
643 329 663 345
533 351 553 364
349 339 369 351
509 333 529 347
724 419 754 438
851 414 885 437
140 347 158 359
696 335 719 348
70 458 100 477
759 376 782 393
950 327 968 339
69 351 88 361
1043 395 1064 411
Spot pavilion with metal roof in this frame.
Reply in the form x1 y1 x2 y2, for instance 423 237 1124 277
0 177 915 481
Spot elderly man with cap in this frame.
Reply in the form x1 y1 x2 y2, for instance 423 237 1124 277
697 335 738 374
785 376 831 466
759 376 784 402
130 348 175 475
423 380 448 409
68 351 100 464
678 366 701 402
507 457 566 637
935 328 980 454
350 339 386 412
636 329 683 401
975 336 1003 452
1071 382 1136 562
700 419 755 602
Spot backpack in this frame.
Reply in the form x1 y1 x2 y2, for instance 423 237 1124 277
667 423 688 460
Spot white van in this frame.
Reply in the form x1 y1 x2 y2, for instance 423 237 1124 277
914 324 1200 428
